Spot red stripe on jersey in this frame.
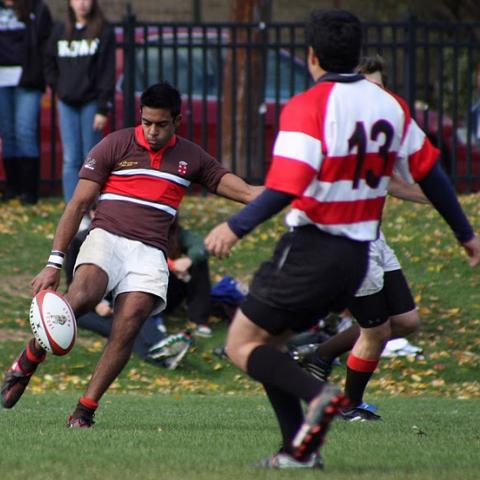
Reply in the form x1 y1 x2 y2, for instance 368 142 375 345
278 82 334 149
320 152 397 182
293 196 386 225
408 138 440 181
103 174 186 208
266 156 317 196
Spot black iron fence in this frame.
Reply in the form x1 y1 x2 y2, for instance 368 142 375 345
24 14 480 194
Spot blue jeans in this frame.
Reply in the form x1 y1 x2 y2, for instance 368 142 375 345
0 86 42 158
58 99 102 202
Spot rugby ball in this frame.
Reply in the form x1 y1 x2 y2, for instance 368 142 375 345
29 290 76 356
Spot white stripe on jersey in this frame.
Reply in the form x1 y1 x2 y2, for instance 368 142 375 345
273 131 322 170
323 81 405 156
111 168 191 187
99 193 177 215
395 119 428 184
286 208 378 241
303 177 390 202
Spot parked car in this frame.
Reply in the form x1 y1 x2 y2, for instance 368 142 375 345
1 27 478 193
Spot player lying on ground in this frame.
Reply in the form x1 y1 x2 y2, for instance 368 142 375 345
205 9 480 470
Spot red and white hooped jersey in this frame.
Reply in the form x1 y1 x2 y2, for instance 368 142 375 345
266 74 439 241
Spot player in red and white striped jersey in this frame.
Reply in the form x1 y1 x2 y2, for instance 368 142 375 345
205 9 480 469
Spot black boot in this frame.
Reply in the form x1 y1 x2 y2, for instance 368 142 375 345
1 157 21 201
19 157 39 205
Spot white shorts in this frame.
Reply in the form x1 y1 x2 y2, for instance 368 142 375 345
74 228 169 314
355 231 401 297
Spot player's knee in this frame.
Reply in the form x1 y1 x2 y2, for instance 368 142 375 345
225 340 259 372
361 321 391 345
390 310 420 337
65 288 99 317
398 311 420 336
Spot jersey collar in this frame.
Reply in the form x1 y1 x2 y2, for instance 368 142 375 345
317 72 364 84
134 125 177 169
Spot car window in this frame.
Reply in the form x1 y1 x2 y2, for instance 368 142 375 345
131 38 310 101
265 50 311 101
135 43 218 96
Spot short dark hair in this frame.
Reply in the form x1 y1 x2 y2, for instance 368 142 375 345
306 10 363 73
356 55 388 86
140 82 182 118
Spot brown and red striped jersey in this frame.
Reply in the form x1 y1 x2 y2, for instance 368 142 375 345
79 125 229 253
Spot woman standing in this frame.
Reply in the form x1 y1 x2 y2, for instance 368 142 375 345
0 0 53 204
44 0 115 203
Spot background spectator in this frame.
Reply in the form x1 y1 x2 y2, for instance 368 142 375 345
44 0 115 203
0 0 53 204
166 216 213 337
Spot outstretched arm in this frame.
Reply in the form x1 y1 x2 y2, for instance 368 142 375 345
205 189 294 257
388 173 429 204
215 173 264 204
418 162 480 267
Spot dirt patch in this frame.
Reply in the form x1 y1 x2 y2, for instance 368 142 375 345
2 273 34 298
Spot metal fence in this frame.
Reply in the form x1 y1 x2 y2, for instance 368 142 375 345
23 15 480 194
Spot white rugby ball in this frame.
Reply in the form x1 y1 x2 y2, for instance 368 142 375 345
29 290 76 356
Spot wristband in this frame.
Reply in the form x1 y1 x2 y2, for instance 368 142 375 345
46 250 65 270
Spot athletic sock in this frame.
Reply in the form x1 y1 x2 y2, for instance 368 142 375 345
315 324 360 362
18 338 46 373
73 396 99 419
344 354 379 406
246 345 323 402
263 383 304 452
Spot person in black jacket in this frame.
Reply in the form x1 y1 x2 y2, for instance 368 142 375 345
44 0 115 203
0 0 53 204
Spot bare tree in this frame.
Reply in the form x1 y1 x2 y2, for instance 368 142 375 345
221 0 272 179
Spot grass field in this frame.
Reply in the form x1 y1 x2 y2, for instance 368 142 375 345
1 194 480 477
1 394 479 479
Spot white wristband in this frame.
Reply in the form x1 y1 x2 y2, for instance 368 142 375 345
46 250 65 270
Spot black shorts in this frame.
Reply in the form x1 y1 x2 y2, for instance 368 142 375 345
348 269 416 328
241 226 369 335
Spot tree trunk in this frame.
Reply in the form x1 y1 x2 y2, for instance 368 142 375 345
221 0 272 180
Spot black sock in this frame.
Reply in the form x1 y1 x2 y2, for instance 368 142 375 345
73 397 98 419
246 345 323 402
344 354 378 406
264 383 304 453
344 367 374 406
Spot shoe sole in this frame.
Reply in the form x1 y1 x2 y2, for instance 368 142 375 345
166 345 191 370
292 384 347 459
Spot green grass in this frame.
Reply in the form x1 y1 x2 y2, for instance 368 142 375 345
1 195 480 397
1 194 480 476
1 394 479 479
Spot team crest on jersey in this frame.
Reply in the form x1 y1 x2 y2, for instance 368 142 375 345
178 161 188 175
84 156 96 170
